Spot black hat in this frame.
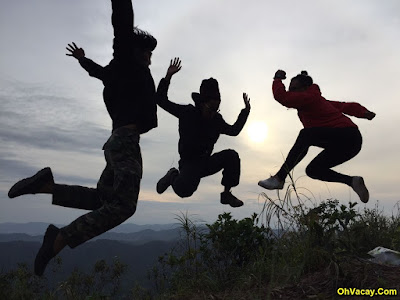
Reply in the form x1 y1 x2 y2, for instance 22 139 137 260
191 78 220 104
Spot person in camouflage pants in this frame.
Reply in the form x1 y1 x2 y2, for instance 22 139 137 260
8 0 158 276
53 127 142 248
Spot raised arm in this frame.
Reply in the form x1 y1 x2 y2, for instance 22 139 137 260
156 58 186 118
111 0 134 38
111 0 134 59
66 42 105 81
220 93 251 136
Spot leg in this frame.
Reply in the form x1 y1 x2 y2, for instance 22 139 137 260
171 160 202 198
52 162 115 211
202 149 241 189
60 132 142 248
259 129 313 190
52 184 103 211
275 129 313 181
202 149 244 208
305 128 362 185
35 130 142 275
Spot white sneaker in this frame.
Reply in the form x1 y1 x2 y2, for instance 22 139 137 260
352 176 369 203
258 176 284 190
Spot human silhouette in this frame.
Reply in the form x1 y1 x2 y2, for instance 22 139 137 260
8 0 158 276
258 70 376 203
155 58 250 207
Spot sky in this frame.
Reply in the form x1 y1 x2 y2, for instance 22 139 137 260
0 0 399 227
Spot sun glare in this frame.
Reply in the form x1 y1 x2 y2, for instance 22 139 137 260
247 121 268 143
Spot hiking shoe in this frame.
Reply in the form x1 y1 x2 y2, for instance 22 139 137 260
34 224 59 276
8 167 53 198
258 175 284 190
220 191 244 208
156 168 179 194
352 176 369 203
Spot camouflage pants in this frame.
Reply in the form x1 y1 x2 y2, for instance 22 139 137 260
53 127 142 248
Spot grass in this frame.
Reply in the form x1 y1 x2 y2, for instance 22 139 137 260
150 175 400 299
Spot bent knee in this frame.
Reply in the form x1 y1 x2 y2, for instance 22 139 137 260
305 164 320 179
120 203 137 219
173 186 195 198
224 149 240 161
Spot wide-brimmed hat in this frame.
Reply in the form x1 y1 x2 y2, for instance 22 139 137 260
191 78 220 104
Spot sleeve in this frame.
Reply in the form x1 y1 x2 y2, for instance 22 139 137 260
156 78 186 118
111 0 134 59
272 80 313 109
327 100 368 118
219 109 250 136
78 57 105 81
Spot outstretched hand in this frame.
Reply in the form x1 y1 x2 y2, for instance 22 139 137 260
243 93 251 112
274 70 286 80
364 110 376 120
166 57 182 80
66 42 85 60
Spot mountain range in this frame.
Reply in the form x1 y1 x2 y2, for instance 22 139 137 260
0 222 191 292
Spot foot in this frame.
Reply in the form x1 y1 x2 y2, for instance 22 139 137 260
34 224 59 276
220 191 244 208
352 176 369 203
8 167 54 198
156 168 179 194
258 175 284 190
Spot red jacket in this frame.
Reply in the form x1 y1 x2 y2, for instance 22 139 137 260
272 80 367 128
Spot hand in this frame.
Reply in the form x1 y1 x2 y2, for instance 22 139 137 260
274 70 286 80
243 93 251 111
66 42 85 59
166 57 182 80
364 110 376 120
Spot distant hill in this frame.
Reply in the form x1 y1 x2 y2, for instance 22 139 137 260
0 238 177 290
0 227 183 245
0 222 177 235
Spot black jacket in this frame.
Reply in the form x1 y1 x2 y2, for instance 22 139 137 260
78 0 157 134
157 78 249 160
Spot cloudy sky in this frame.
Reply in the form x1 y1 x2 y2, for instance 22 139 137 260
1 0 399 227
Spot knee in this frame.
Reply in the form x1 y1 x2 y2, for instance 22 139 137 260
305 164 320 179
172 179 196 198
119 202 137 220
173 186 195 198
224 149 240 162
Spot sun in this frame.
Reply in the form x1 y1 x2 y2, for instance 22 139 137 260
247 121 268 143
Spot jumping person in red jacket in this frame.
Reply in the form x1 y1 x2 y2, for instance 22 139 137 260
258 70 376 203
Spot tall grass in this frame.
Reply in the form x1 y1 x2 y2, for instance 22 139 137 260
151 175 400 299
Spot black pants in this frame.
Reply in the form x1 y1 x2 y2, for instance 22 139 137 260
276 127 362 186
172 149 240 198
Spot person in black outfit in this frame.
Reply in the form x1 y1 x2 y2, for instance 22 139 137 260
8 0 157 276
156 58 250 207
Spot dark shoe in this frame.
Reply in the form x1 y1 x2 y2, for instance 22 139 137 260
34 224 59 276
8 167 53 198
156 168 179 194
220 191 244 208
